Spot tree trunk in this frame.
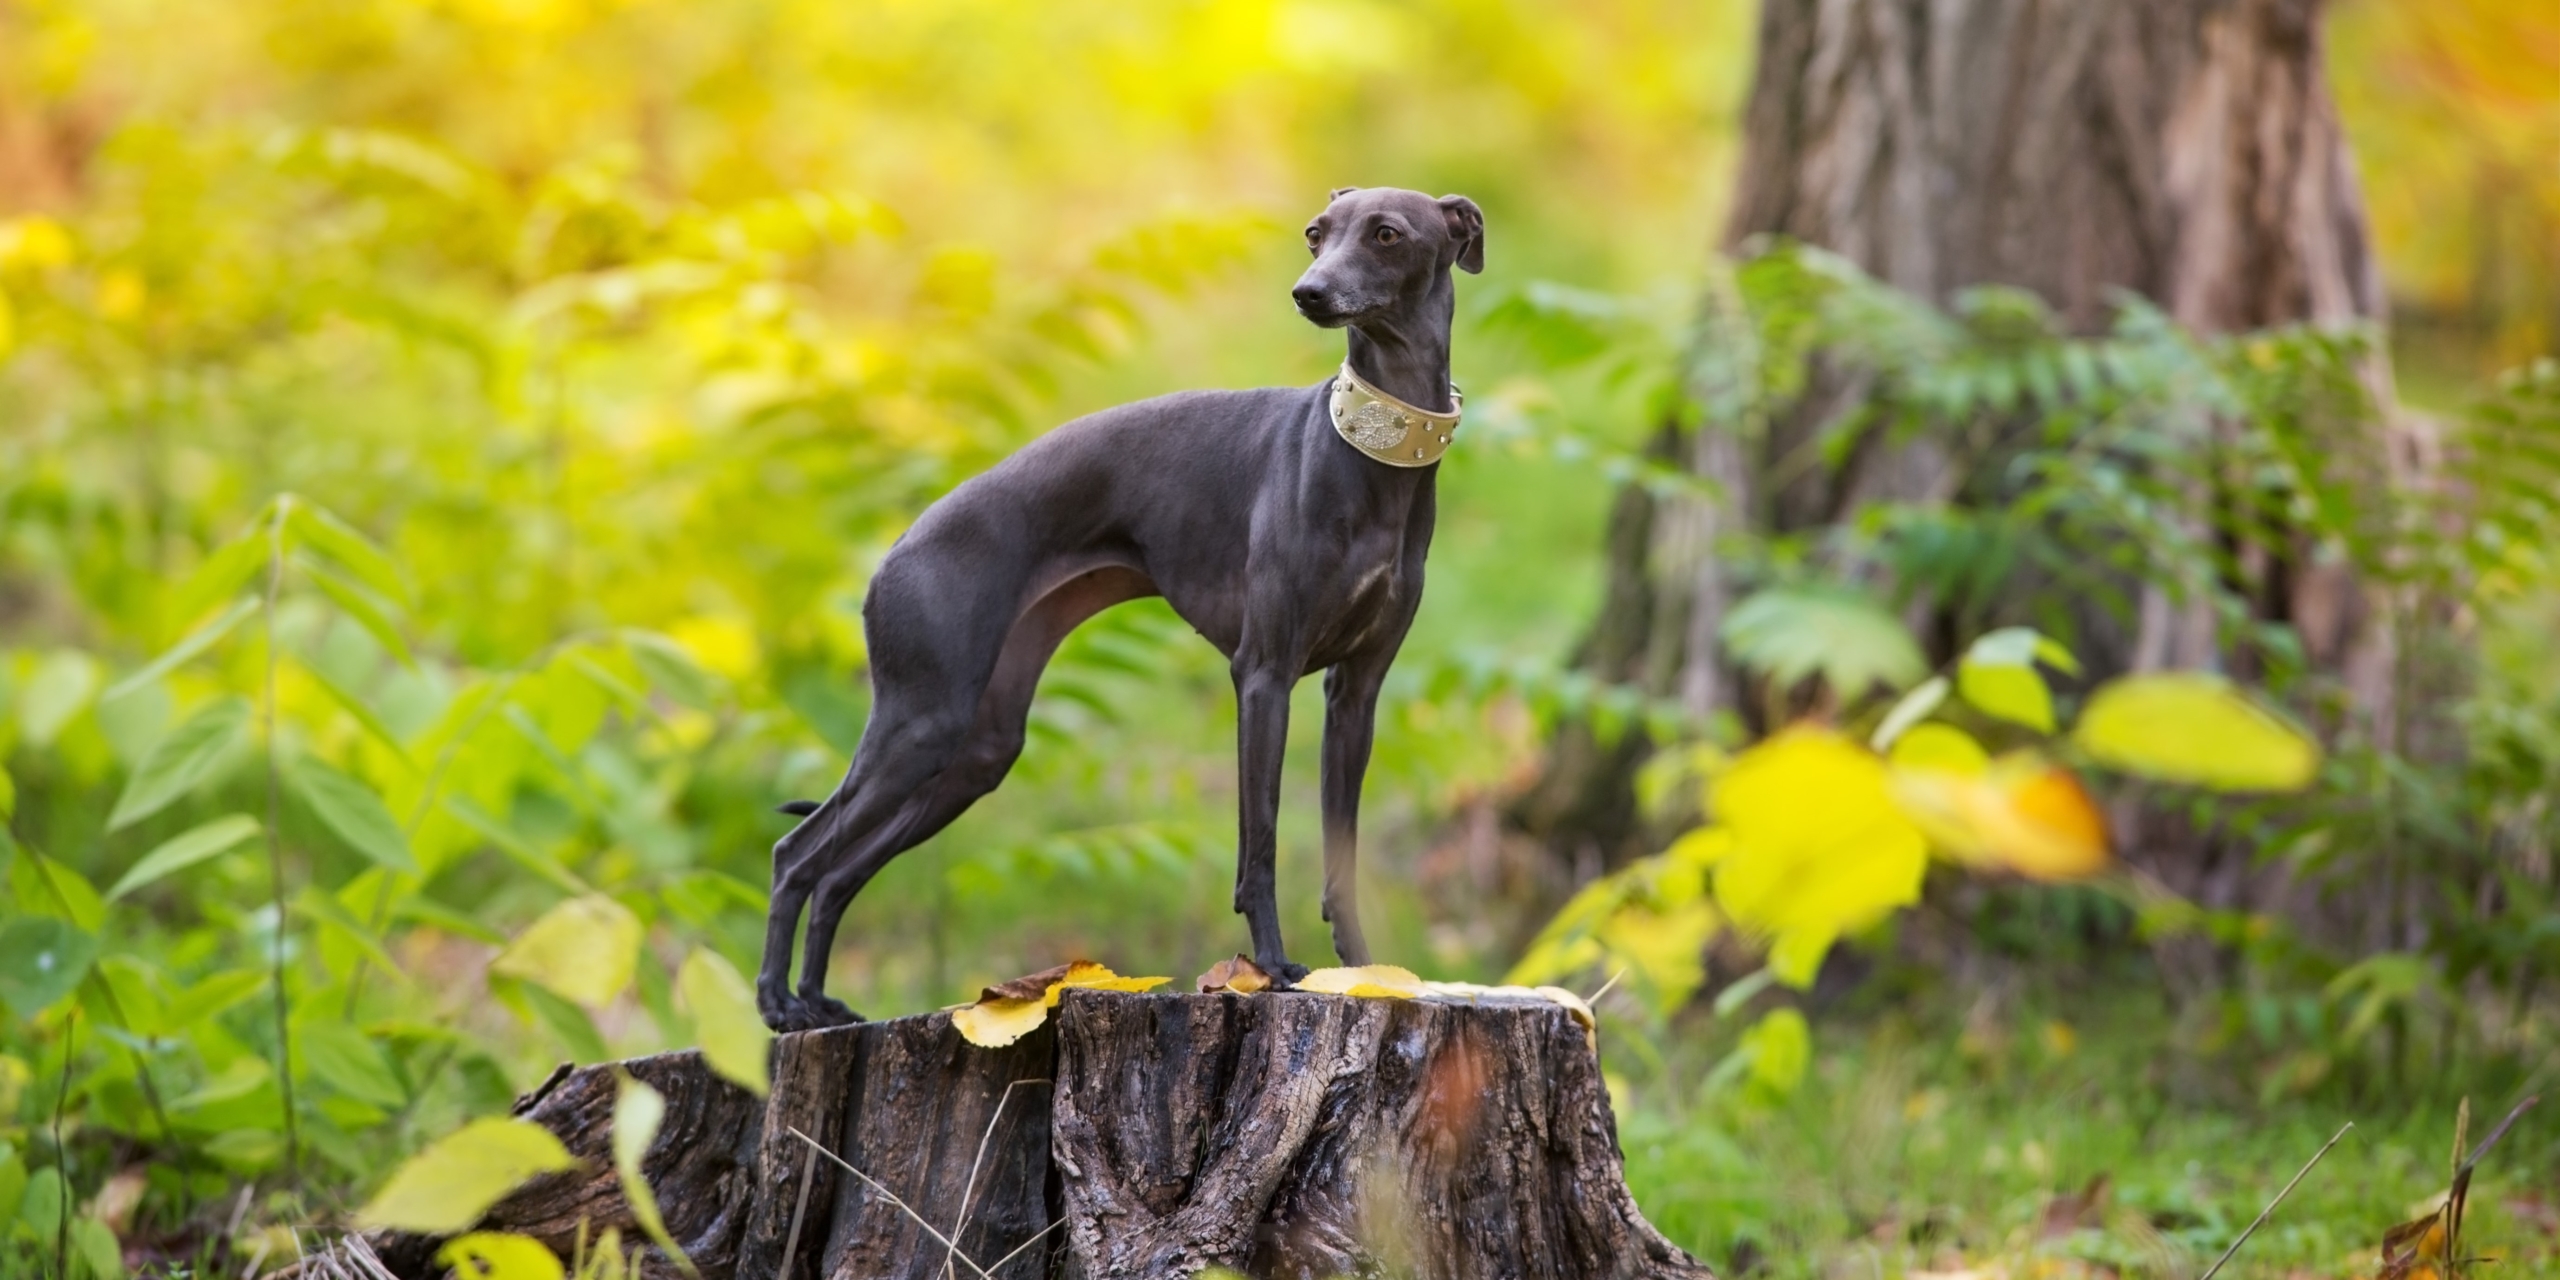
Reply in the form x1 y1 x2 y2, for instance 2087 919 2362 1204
1517 0 2397 897
306 993 1708 1280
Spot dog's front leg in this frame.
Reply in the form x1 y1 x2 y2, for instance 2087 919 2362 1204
1318 658 1388 966
1231 660 1306 982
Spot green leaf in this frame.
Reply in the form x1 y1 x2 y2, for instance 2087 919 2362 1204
14 850 106 931
1956 628 2063 733
2073 672 2321 792
621 630 718 711
169 526 271 629
107 696 251 832
1721 586 1925 698
0 917 99 1014
516 981 609 1063
293 883 405 979
19 650 100 746
353 1117 577 1233
106 813 262 901
0 763 13 822
20 1166 65 1238
613 1072 699 1278
295 656 414 765
1869 676 1949 749
287 501 410 607
1740 1006 1811 1098
301 559 415 667
493 894 642 1007
290 757 417 873
678 949 771 1097
443 797 589 895
298 1020 408 1109
102 598 259 703
1956 661 2054 733
74 1215 124 1280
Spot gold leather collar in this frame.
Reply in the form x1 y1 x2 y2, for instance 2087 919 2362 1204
1328 361 1462 468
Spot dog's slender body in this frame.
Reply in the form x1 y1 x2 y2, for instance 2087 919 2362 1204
758 187 1483 1031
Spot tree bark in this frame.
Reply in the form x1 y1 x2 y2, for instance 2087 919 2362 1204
1518 0 2397 886
307 993 1707 1280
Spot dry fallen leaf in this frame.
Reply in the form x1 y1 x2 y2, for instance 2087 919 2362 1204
2039 1172 2111 1240
1197 954 1272 994
950 960 1170 1047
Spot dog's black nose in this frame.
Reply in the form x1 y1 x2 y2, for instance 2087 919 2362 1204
1292 282 1327 311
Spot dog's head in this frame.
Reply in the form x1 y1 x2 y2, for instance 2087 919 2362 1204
1292 187 1483 328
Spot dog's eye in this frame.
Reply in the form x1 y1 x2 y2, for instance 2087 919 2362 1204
1305 229 1321 255
1374 225 1399 246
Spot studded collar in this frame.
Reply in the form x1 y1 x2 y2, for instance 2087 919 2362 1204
1327 360 1463 468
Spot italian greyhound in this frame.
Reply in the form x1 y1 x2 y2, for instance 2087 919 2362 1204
759 186 1484 1030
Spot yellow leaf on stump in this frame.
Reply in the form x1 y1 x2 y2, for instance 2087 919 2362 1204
950 961 1170 1047
1297 964 1424 998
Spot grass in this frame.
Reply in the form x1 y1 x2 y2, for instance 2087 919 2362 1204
1614 987 2559 1280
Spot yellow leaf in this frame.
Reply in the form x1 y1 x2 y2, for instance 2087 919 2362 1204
1594 898 1718 1013
1890 755 2110 881
951 997 1051 1048
1709 727 1928 938
438 1232 567 1280
613 1073 698 1278
950 961 1169 1047
94 269 145 320
1663 825 1734 868
1297 964 1424 998
355 1118 576 1233
493 895 642 1008
678 949 771 1097
1054 960 1171 999
0 217 73 268
1767 924 1837 989
1887 724 1988 774
2072 672 2320 791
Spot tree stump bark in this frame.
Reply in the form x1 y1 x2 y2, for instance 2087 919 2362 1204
339 991 1708 1280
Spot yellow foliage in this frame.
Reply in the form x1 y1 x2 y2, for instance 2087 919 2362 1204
1297 964 1426 998
2072 673 2320 792
1890 754 2110 883
356 1118 577 1233
492 895 643 1008
677 948 771 1097
950 961 1170 1048
440 1233 568 1280
1709 727 1929 947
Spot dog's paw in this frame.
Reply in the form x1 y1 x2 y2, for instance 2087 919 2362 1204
760 992 866 1033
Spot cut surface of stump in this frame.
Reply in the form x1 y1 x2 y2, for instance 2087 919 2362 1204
334 992 1709 1280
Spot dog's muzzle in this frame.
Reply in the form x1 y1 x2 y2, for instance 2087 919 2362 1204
1328 361 1462 468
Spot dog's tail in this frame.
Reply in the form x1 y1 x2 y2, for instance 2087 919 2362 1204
775 799 821 817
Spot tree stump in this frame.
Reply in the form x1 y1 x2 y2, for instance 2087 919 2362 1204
343 991 1710 1280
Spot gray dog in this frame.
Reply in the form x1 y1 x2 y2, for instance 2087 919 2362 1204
759 187 1484 1031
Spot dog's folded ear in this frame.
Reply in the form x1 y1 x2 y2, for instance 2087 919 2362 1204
1438 195 1484 274
1330 186 1360 201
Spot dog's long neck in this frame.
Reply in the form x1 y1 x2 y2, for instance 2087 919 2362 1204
1346 277 1455 415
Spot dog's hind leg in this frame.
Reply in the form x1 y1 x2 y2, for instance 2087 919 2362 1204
770 565 1157 1028
758 701 975 1031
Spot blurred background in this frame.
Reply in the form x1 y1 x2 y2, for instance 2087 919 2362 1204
4 0 2559 1275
